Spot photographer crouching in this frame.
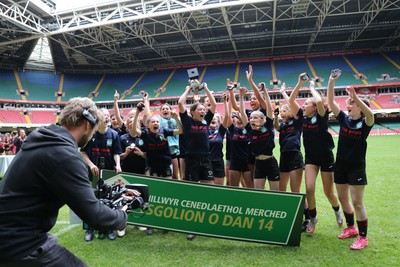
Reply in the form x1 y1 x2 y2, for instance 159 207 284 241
0 97 131 267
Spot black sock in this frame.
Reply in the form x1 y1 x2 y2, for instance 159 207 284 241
344 211 355 226
309 208 317 218
332 205 340 212
304 208 310 220
357 219 368 237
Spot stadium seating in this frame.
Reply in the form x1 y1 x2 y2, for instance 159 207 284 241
345 53 400 85
309 55 362 87
381 122 400 133
62 73 103 100
273 58 310 88
28 110 57 124
18 72 60 102
375 94 400 109
0 69 20 100
0 109 27 123
96 73 144 101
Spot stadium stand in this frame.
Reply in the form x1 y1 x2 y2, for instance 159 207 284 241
0 69 20 100
273 58 310 88
96 73 144 101
237 61 273 88
62 73 104 100
131 69 172 98
18 72 60 102
28 110 57 124
0 110 27 124
375 94 400 109
305 56 359 87
202 64 237 92
163 68 195 97
381 122 400 133
346 53 400 85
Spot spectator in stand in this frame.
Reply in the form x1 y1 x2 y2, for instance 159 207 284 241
80 108 123 241
208 93 230 185
119 116 148 176
328 74 374 251
13 129 27 154
111 90 128 136
0 97 129 267
288 74 343 235
242 65 280 191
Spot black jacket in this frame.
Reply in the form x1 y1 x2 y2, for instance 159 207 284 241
0 124 127 259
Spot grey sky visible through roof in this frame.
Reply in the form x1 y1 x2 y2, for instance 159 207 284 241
25 0 111 71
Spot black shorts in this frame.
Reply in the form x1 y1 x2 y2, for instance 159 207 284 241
212 159 225 178
230 158 250 172
334 159 367 185
185 156 214 182
171 153 179 160
254 157 280 181
150 164 172 177
305 152 335 172
280 151 304 172
247 152 255 165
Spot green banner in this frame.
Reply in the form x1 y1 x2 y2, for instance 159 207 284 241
102 170 305 246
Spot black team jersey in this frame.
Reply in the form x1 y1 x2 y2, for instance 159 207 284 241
180 109 214 156
81 127 122 171
209 125 227 160
245 117 275 156
120 133 147 174
227 124 250 160
140 128 174 169
300 110 334 156
336 111 373 163
278 109 303 153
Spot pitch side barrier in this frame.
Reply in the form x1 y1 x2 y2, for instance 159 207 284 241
102 170 305 246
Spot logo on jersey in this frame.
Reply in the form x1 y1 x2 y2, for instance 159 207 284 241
311 116 317 124
106 139 113 147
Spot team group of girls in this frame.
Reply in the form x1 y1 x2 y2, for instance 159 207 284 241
113 65 373 250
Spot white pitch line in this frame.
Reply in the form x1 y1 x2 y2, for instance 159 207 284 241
54 224 80 237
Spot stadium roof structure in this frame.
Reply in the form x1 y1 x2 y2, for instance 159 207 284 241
0 0 399 74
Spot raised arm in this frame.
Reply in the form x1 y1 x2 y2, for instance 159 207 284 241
308 81 326 117
141 91 151 126
280 82 290 103
246 65 267 110
178 86 191 113
273 105 281 131
203 83 217 114
346 87 374 127
132 103 144 137
221 93 230 128
113 90 124 128
171 110 183 135
228 79 240 112
239 87 249 126
288 73 308 117
327 73 341 117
